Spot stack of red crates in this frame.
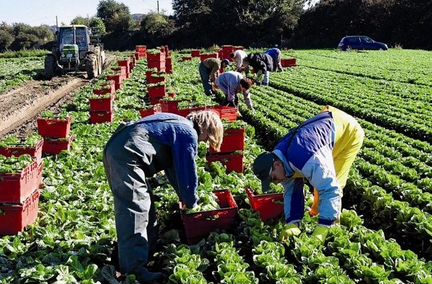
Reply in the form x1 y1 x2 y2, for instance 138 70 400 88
89 95 115 124
135 45 147 60
207 124 245 173
117 59 131 79
147 49 166 73
0 140 44 235
37 116 74 154
90 80 115 124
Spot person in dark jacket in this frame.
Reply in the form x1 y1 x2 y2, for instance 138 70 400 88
243 53 276 86
199 58 230 96
103 111 224 283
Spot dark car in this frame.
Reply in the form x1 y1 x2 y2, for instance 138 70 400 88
338 36 388 51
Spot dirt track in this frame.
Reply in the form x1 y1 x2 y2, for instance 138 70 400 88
0 76 88 138
0 53 118 138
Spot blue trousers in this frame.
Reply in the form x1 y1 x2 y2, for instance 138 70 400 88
103 125 158 275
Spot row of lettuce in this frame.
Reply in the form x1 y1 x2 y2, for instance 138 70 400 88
1 50 431 283
159 57 432 283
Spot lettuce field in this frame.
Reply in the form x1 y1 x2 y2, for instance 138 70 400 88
0 48 431 284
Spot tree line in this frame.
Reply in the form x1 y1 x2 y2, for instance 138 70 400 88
0 0 431 52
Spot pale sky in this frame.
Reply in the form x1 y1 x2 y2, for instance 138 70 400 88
0 0 174 26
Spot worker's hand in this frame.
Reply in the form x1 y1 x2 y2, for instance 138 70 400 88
279 223 301 242
312 225 329 243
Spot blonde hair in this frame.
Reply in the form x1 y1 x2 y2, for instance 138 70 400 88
187 110 224 151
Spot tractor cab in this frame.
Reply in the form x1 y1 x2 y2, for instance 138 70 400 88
44 25 105 79
57 26 90 66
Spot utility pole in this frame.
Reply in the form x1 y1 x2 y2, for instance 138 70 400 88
157 0 160 13
56 16 59 31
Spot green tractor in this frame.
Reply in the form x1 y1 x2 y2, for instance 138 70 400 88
44 25 105 79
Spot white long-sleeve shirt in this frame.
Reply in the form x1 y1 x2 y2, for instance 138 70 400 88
232 50 247 70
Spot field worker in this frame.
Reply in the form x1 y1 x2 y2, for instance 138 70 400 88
243 53 275 86
199 58 230 96
252 106 364 242
265 47 284 71
214 71 254 111
103 111 224 283
230 49 248 72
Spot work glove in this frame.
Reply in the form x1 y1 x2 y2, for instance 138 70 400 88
280 223 301 242
312 225 329 243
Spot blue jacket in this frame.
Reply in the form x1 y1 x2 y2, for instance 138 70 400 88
131 113 199 208
265 48 281 60
273 112 340 225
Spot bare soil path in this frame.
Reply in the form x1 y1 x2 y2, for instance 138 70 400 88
0 76 88 138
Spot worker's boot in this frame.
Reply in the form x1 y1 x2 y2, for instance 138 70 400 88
133 266 165 284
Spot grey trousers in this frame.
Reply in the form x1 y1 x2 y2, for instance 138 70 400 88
199 62 213 96
103 126 158 275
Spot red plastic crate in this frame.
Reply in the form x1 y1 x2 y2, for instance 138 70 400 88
0 189 40 235
136 45 147 53
191 50 201 57
160 100 183 113
135 52 146 60
112 66 127 80
147 52 165 62
146 72 166 84
37 117 72 139
200 53 219 61
42 136 75 155
139 105 161 118
93 80 115 95
213 106 238 122
89 96 114 112
148 85 166 99
176 106 208 117
90 111 114 124
0 161 41 203
245 188 284 222
281 58 297 67
0 140 43 164
180 190 238 244
118 59 131 75
107 75 123 91
207 152 244 173
148 60 166 72
210 128 245 154
166 57 173 74
222 45 235 60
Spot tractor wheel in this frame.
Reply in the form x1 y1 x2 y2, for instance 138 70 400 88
44 55 56 79
85 54 98 79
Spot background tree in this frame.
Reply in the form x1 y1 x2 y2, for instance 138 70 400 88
71 16 91 26
0 30 14 51
97 0 132 33
89 17 107 36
